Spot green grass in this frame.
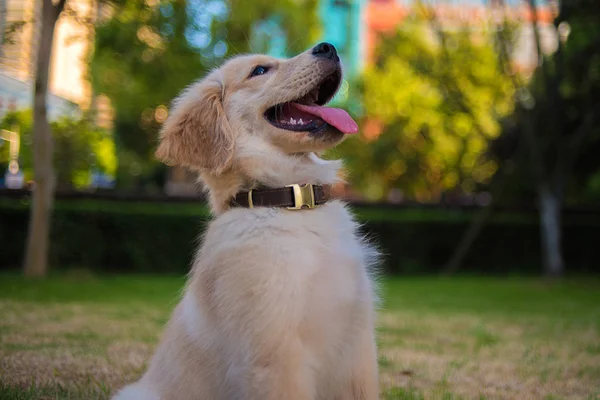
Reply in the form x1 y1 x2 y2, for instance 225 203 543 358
383 277 600 320
1 274 599 399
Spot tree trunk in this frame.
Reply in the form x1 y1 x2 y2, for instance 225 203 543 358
442 204 494 276
538 185 564 278
442 149 522 276
23 0 65 278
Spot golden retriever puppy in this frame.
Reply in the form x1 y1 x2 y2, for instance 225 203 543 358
113 42 379 400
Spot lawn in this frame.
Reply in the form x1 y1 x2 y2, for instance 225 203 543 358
1 273 599 399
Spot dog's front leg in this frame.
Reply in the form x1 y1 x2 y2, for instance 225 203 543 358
242 338 316 400
335 329 379 400
350 334 379 400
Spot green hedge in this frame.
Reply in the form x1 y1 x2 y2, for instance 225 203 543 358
1 197 599 275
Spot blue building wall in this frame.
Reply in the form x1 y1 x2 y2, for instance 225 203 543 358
318 0 365 79
316 0 365 108
253 0 365 79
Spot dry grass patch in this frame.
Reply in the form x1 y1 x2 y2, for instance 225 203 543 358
377 311 600 399
0 300 161 394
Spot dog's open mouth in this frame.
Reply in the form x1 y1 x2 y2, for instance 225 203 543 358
264 71 358 135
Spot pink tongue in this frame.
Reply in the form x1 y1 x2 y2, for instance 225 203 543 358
290 103 358 134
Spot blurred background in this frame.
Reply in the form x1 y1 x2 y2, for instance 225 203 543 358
0 0 598 278
1 2 600 398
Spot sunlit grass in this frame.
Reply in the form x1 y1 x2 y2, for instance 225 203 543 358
1 274 599 399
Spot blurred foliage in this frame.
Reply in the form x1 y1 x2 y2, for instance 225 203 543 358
91 0 319 188
0 110 116 190
52 116 117 189
338 13 515 202
224 0 319 56
91 1 203 161
539 0 600 203
491 0 600 206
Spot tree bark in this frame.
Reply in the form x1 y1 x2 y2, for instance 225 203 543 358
538 185 564 278
441 155 520 276
23 0 65 278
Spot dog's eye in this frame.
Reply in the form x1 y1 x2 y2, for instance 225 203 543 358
249 65 270 78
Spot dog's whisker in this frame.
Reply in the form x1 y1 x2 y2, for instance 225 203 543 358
235 22 253 54
226 38 241 56
285 36 302 56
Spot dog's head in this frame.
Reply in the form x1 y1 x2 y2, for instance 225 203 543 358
156 42 357 175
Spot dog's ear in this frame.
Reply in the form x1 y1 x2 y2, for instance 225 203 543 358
155 76 234 174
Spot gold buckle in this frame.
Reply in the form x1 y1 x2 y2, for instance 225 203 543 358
285 183 316 210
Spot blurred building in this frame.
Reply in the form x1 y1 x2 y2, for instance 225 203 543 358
0 0 112 125
0 70 78 119
365 0 558 74
254 0 558 80
320 0 366 79
0 0 115 190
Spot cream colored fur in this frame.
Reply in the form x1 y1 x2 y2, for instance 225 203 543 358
113 47 379 400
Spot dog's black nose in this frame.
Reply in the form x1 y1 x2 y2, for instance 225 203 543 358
312 42 339 62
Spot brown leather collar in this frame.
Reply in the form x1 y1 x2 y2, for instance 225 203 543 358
230 183 331 210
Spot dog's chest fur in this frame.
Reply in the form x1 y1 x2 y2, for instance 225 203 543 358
176 201 378 397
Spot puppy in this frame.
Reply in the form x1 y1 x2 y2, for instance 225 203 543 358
113 42 379 400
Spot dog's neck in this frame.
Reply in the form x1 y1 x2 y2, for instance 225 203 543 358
200 151 343 215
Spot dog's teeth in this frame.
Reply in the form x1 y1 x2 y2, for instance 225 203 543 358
289 118 296 125
311 89 319 103
298 118 304 124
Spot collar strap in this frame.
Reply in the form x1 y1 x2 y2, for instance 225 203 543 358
230 183 331 210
